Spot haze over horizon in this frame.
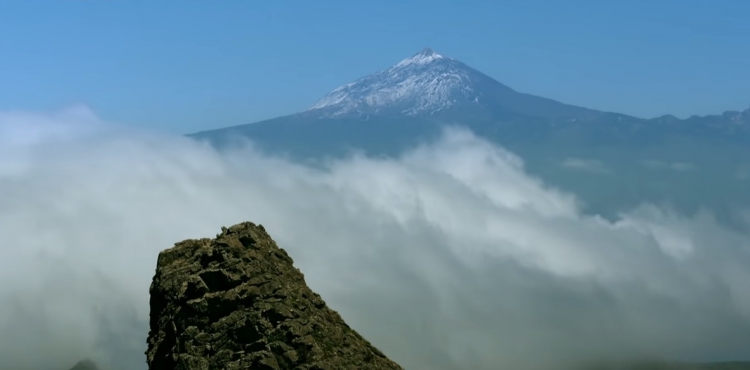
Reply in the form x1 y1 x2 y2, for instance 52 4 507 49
2 0 750 133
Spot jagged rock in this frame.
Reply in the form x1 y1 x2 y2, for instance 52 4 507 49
66 359 99 370
146 222 403 370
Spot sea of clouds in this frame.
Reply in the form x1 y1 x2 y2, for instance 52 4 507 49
1 107 749 370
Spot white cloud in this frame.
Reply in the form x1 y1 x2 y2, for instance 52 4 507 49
1 109 749 370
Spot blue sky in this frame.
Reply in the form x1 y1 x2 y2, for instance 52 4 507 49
2 0 749 133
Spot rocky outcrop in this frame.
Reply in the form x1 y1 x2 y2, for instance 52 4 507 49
146 222 403 370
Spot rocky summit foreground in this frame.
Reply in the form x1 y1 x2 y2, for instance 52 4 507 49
146 222 403 370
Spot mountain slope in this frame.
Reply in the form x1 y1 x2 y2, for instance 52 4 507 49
187 48 750 221
191 47 748 157
303 48 610 122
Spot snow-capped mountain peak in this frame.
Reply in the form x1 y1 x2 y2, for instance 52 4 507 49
395 48 446 67
306 48 494 118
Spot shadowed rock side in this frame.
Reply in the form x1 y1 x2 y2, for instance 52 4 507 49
145 222 403 370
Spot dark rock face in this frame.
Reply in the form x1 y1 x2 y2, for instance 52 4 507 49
146 222 403 370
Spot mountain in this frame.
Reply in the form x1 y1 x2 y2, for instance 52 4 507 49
189 47 749 158
146 222 403 370
304 48 607 122
188 48 750 219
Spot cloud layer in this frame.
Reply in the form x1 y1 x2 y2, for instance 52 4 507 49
1 108 750 370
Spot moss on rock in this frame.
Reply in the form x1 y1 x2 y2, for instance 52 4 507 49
145 222 403 370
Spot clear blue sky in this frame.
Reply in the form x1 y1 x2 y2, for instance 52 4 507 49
2 0 749 133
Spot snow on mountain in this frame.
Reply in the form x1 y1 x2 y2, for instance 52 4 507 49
394 47 446 66
307 48 493 118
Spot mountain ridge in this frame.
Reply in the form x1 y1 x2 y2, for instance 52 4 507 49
192 47 747 137
301 47 616 122
189 47 750 159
